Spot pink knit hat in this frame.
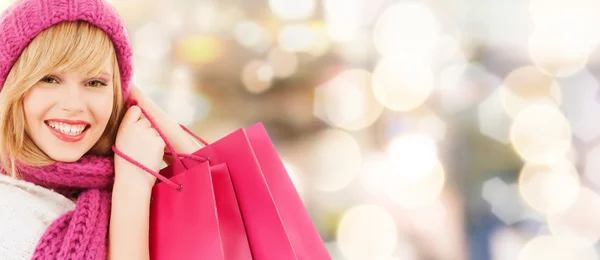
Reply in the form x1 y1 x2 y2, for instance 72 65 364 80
0 0 133 99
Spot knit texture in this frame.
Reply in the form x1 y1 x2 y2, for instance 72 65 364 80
0 0 133 259
16 155 114 260
0 0 133 100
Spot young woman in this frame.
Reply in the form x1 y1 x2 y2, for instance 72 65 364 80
0 0 200 259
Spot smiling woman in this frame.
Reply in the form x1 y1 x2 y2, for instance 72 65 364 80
0 20 124 171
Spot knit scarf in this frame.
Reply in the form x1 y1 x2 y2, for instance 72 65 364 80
17 154 115 260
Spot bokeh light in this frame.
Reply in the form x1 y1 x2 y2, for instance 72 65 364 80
234 20 271 52
500 66 562 118
176 35 223 64
241 60 274 94
373 2 439 62
323 0 360 43
283 160 304 199
483 178 529 225
266 47 298 78
414 111 447 142
315 69 384 131
269 0 316 21
529 0 600 46
387 133 438 182
518 159 580 214
478 89 512 144
385 160 446 209
337 204 398 260
278 23 316 52
517 236 578 260
509 103 572 163
528 28 590 77
308 129 362 192
134 22 171 61
548 188 600 248
372 58 434 111
584 144 600 186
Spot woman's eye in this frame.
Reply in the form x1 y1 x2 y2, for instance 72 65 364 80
87 80 107 87
40 76 58 84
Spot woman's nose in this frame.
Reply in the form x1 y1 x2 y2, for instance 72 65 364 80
59 84 85 112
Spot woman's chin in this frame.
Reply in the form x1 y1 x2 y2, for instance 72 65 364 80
47 152 85 163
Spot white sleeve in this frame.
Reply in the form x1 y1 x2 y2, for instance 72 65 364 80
0 174 75 260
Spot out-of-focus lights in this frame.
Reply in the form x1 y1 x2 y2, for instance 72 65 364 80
266 47 298 78
387 133 438 182
530 0 600 46
283 160 304 199
0 0 15 12
509 104 572 164
385 160 446 209
517 236 578 260
241 60 274 94
500 66 562 118
478 89 512 144
234 20 271 52
482 178 528 225
278 23 316 52
307 21 332 56
177 35 223 64
518 159 580 214
529 29 590 77
548 188 600 248
134 22 171 61
337 205 398 260
309 129 362 192
372 59 434 111
323 0 361 42
269 0 316 21
414 112 447 142
315 69 383 131
373 2 439 61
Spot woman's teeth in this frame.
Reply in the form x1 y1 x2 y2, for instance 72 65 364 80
47 122 87 136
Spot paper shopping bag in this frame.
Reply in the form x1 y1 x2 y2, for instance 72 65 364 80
149 161 253 260
187 122 331 260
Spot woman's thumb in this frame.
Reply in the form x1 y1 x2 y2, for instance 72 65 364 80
121 106 142 127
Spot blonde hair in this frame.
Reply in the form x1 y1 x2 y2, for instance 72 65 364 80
0 21 125 177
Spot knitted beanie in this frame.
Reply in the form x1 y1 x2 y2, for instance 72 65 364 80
0 0 133 99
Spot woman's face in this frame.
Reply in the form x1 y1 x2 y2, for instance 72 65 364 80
22 59 114 162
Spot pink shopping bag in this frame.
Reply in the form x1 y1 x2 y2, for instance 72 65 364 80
183 122 331 260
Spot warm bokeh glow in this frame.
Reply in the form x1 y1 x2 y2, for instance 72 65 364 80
315 69 383 130
517 236 578 260
372 58 434 111
308 129 362 192
373 2 439 62
268 0 316 21
337 205 398 260
518 159 580 214
509 104 572 163
548 188 600 248
241 60 274 94
500 66 562 118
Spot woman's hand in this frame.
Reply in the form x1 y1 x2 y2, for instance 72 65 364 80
113 105 165 188
126 84 203 162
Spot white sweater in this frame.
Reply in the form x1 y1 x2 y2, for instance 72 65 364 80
0 174 75 260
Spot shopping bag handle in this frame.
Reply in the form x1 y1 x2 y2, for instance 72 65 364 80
111 98 210 190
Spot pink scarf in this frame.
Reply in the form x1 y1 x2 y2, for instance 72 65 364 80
18 155 115 259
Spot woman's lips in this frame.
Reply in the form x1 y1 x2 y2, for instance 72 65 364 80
45 122 90 142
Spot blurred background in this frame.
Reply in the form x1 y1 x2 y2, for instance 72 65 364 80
14 0 600 259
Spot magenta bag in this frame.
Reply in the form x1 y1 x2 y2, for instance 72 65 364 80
184 122 331 260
